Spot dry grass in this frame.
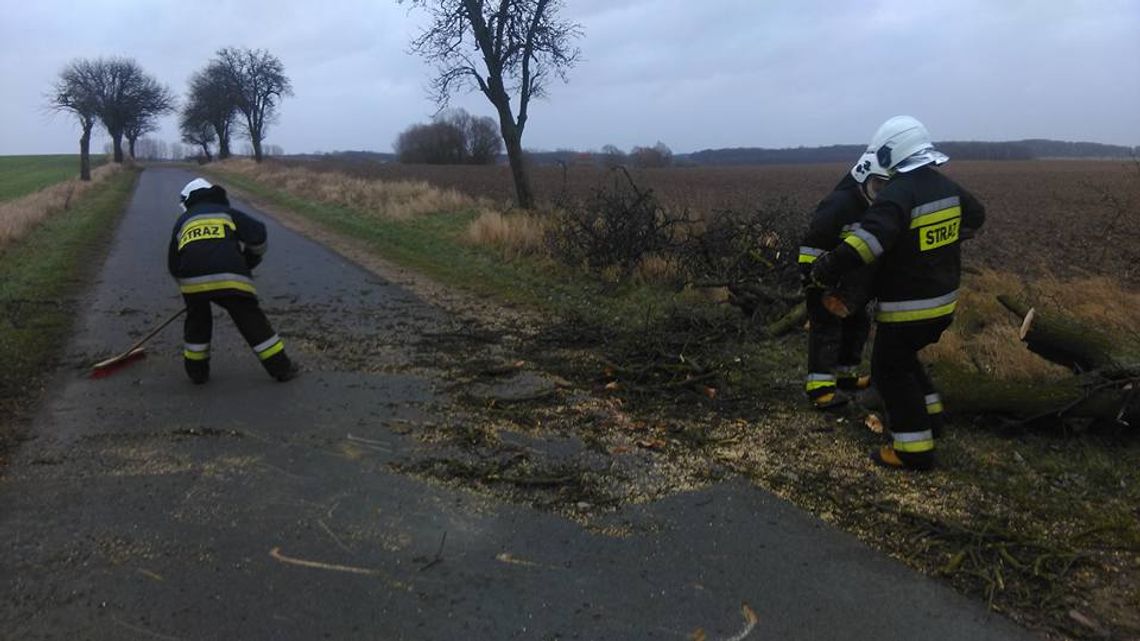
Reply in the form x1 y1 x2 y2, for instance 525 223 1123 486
218 159 474 220
464 209 548 259
0 163 124 248
925 268 1140 380
631 254 681 284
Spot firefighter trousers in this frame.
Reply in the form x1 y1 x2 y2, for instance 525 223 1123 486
805 287 871 398
182 293 292 380
870 316 952 444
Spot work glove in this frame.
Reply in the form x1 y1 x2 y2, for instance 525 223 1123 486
821 291 851 318
809 251 841 289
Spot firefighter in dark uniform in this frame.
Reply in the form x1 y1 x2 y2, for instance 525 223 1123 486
798 161 888 409
167 178 299 384
811 116 985 470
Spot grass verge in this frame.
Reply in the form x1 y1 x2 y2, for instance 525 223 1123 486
0 168 139 457
0 155 106 202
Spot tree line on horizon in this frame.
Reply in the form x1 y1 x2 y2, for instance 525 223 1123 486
49 48 291 180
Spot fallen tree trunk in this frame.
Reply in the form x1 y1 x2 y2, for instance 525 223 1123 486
980 294 1140 427
996 295 1140 377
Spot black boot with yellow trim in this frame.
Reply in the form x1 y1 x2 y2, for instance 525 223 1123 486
805 373 849 410
870 429 935 471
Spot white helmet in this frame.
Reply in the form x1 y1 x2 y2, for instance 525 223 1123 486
868 115 949 173
179 178 213 203
849 150 889 184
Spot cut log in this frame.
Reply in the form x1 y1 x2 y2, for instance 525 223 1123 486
977 294 1140 427
996 294 1140 377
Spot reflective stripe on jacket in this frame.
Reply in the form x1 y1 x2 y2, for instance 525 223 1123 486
799 174 868 274
834 167 985 323
168 202 267 298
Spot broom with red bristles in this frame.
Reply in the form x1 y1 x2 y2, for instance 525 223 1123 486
90 308 185 378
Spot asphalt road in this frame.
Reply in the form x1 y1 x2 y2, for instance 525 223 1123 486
0 167 1038 641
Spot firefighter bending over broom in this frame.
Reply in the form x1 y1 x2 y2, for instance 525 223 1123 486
167 178 299 384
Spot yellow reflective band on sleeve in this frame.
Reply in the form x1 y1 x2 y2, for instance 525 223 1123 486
257 340 285 361
179 280 257 295
842 233 881 264
799 246 824 264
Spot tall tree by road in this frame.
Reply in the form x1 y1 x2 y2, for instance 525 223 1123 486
95 58 175 163
402 0 582 209
122 76 177 160
49 59 102 180
212 48 292 162
179 108 216 162
184 63 238 159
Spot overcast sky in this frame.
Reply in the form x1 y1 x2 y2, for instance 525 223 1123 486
2 0 1137 156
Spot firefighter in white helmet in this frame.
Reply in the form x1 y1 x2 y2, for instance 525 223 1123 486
167 178 299 384
811 116 985 470
797 152 889 409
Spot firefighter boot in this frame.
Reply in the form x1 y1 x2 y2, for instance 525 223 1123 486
184 358 210 385
837 373 871 392
811 390 849 410
263 351 300 382
806 374 848 410
870 445 935 471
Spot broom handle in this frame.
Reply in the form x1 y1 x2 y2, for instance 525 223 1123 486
123 307 186 353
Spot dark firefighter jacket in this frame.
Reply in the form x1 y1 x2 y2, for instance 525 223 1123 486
818 166 985 323
798 174 869 275
167 189 267 298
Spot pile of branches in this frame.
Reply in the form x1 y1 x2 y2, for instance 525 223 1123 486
546 166 689 281
547 167 805 326
677 199 804 322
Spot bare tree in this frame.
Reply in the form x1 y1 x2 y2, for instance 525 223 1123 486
212 47 292 162
185 64 238 159
442 108 502 164
395 108 504 165
600 144 625 168
123 80 176 160
395 120 467 163
402 0 582 209
48 59 102 180
179 108 215 162
93 58 175 163
630 141 673 168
